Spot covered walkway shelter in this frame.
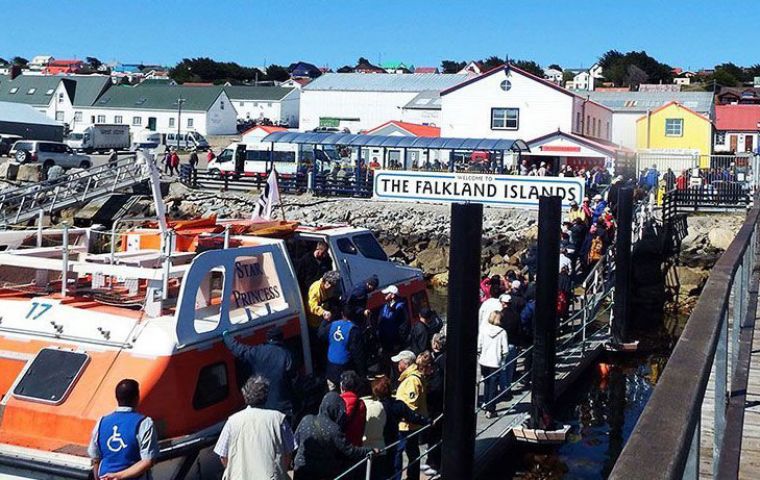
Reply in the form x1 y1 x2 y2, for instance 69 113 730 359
261 130 530 173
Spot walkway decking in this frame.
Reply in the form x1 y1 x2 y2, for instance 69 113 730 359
472 322 610 478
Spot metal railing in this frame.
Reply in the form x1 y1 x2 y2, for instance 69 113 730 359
0 156 151 227
609 194 760 480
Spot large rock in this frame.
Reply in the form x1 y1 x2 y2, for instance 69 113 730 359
0 161 19 180
16 163 41 182
414 247 449 275
707 228 735 251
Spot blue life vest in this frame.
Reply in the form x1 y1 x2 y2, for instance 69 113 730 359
327 319 354 365
97 411 145 476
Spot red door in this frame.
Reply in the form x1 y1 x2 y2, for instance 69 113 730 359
730 135 738 152
746 135 754 153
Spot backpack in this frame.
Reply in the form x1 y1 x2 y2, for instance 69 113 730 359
588 236 604 263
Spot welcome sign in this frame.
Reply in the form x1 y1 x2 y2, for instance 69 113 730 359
373 171 585 208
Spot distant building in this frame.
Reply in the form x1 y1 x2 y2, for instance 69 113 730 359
28 56 54 71
354 59 386 74
43 60 85 75
587 91 714 149
636 101 713 164
713 104 760 153
288 62 322 79
299 73 470 132
280 77 311 89
566 63 604 91
543 68 563 84
716 87 760 105
223 85 299 126
381 62 412 74
414 67 439 74
81 85 237 135
458 61 484 75
526 130 631 173
440 64 613 143
638 84 680 93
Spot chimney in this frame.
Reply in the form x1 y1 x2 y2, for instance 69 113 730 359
10 65 21 80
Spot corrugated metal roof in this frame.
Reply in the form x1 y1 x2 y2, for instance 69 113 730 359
91 85 224 111
261 131 529 151
403 90 442 110
0 101 63 126
303 73 470 92
587 91 714 114
223 85 294 101
0 74 111 107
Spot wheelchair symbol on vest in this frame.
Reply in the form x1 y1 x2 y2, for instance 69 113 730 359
332 325 345 342
106 425 128 453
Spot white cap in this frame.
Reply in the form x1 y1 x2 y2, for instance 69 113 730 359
499 294 512 303
382 285 399 295
593 194 602 201
511 280 521 290
391 350 416 363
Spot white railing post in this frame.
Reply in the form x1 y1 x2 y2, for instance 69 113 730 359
162 230 173 301
224 224 230 249
36 209 44 247
61 223 69 297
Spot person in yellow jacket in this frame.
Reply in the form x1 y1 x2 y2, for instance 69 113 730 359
567 200 586 224
393 350 433 480
305 271 341 329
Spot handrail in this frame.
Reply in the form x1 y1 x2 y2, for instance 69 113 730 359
609 193 760 480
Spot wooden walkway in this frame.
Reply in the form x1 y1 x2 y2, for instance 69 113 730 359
699 290 760 479
472 323 610 479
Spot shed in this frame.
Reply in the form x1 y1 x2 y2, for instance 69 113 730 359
0 101 64 141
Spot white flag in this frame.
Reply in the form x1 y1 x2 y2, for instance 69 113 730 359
252 170 281 220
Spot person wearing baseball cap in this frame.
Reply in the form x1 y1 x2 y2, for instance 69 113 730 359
393 350 432 480
377 285 409 359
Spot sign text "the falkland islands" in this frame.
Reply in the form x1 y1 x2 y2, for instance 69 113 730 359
373 171 585 208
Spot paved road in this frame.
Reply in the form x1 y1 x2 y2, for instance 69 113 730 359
90 150 217 170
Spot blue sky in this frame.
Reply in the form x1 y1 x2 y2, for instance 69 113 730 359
0 0 756 70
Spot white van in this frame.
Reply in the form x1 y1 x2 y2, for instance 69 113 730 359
163 132 209 150
207 142 339 177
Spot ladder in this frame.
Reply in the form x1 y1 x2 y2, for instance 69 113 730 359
0 155 152 227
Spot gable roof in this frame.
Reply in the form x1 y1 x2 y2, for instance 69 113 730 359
241 125 288 136
66 75 112 106
528 129 632 155
440 63 613 111
0 74 112 107
714 105 760 131
635 101 711 123
223 85 295 101
587 91 714 114
304 73 470 92
0 101 63 126
403 90 442 110
364 121 440 137
91 85 224 111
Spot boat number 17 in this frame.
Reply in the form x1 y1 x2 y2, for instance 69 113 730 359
26 302 53 320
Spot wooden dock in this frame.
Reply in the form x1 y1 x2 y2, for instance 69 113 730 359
472 325 610 478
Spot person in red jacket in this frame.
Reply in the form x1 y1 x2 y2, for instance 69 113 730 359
676 170 688 190
339 370 366 447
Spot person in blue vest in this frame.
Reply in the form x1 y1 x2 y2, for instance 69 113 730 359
88 379 158 480
645 164 660 191
319 304 366 389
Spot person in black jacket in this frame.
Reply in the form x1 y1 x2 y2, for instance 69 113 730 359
297 241 334 295
222 326 296 419
345 275 380 325
407 307 442 355
498 295 520 401
370 375 429 480
423 333 446 476
294 392 375 480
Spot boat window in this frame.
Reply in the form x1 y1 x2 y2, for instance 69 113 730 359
229 254 288 325
352 233 388 261
192 362 229 410
336 238 357 255
194 269 224 334
13 349 88 404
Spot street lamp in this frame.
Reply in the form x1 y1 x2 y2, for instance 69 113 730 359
176 96 186 150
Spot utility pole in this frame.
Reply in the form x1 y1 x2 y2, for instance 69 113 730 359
176 96 186 150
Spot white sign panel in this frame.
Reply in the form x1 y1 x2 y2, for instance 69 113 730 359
373 171 585 208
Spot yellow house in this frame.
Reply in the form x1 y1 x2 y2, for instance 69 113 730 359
636 101 713 167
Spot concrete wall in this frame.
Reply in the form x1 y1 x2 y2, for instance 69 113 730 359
609 112 640 150
440 69 574 140
299 90 418 132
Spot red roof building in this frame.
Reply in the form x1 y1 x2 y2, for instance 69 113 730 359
43 59 85 75
364 120 440 137
414 67 439 74
714 104 760 153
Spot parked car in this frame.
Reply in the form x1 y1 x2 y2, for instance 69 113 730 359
0 134 22 156
10 140 92 170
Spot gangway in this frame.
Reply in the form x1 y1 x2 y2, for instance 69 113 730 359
0 155 152 228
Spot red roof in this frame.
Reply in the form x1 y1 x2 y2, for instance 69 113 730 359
182 82 214 87
715 105 760 131
241 125 287 136
49 59 83 66
415 67 439 74
364 121 440 137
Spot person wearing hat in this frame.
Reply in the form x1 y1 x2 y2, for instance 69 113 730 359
377 285 409 360
222 326 296 418
345 274 380 325
393 350 432 480
581 196 593 222
568 199 586 224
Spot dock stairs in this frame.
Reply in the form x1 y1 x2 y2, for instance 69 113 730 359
0 156 152 228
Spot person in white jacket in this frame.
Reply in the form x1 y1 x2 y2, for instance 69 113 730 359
478 310 509 418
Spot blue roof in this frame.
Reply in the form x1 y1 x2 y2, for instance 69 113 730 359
261 131 530 152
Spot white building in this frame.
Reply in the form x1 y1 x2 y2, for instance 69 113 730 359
79 85 237 136
299 73 470 132
543 68 563 84
566 63 604 91
28 56 54 71
224 86 300 126
440 64 613 143
400 90 443 125
587 91 715 150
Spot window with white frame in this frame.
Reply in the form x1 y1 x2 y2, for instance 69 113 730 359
96 115 106 123
715 131 726 144
491 108 519 130
74 111 82 122
665 118 683 137
114 115 123 124
187 118 194 128
169 117 175 127
132 116 142 126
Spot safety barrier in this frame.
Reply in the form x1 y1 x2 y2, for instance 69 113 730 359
609 194 760 479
